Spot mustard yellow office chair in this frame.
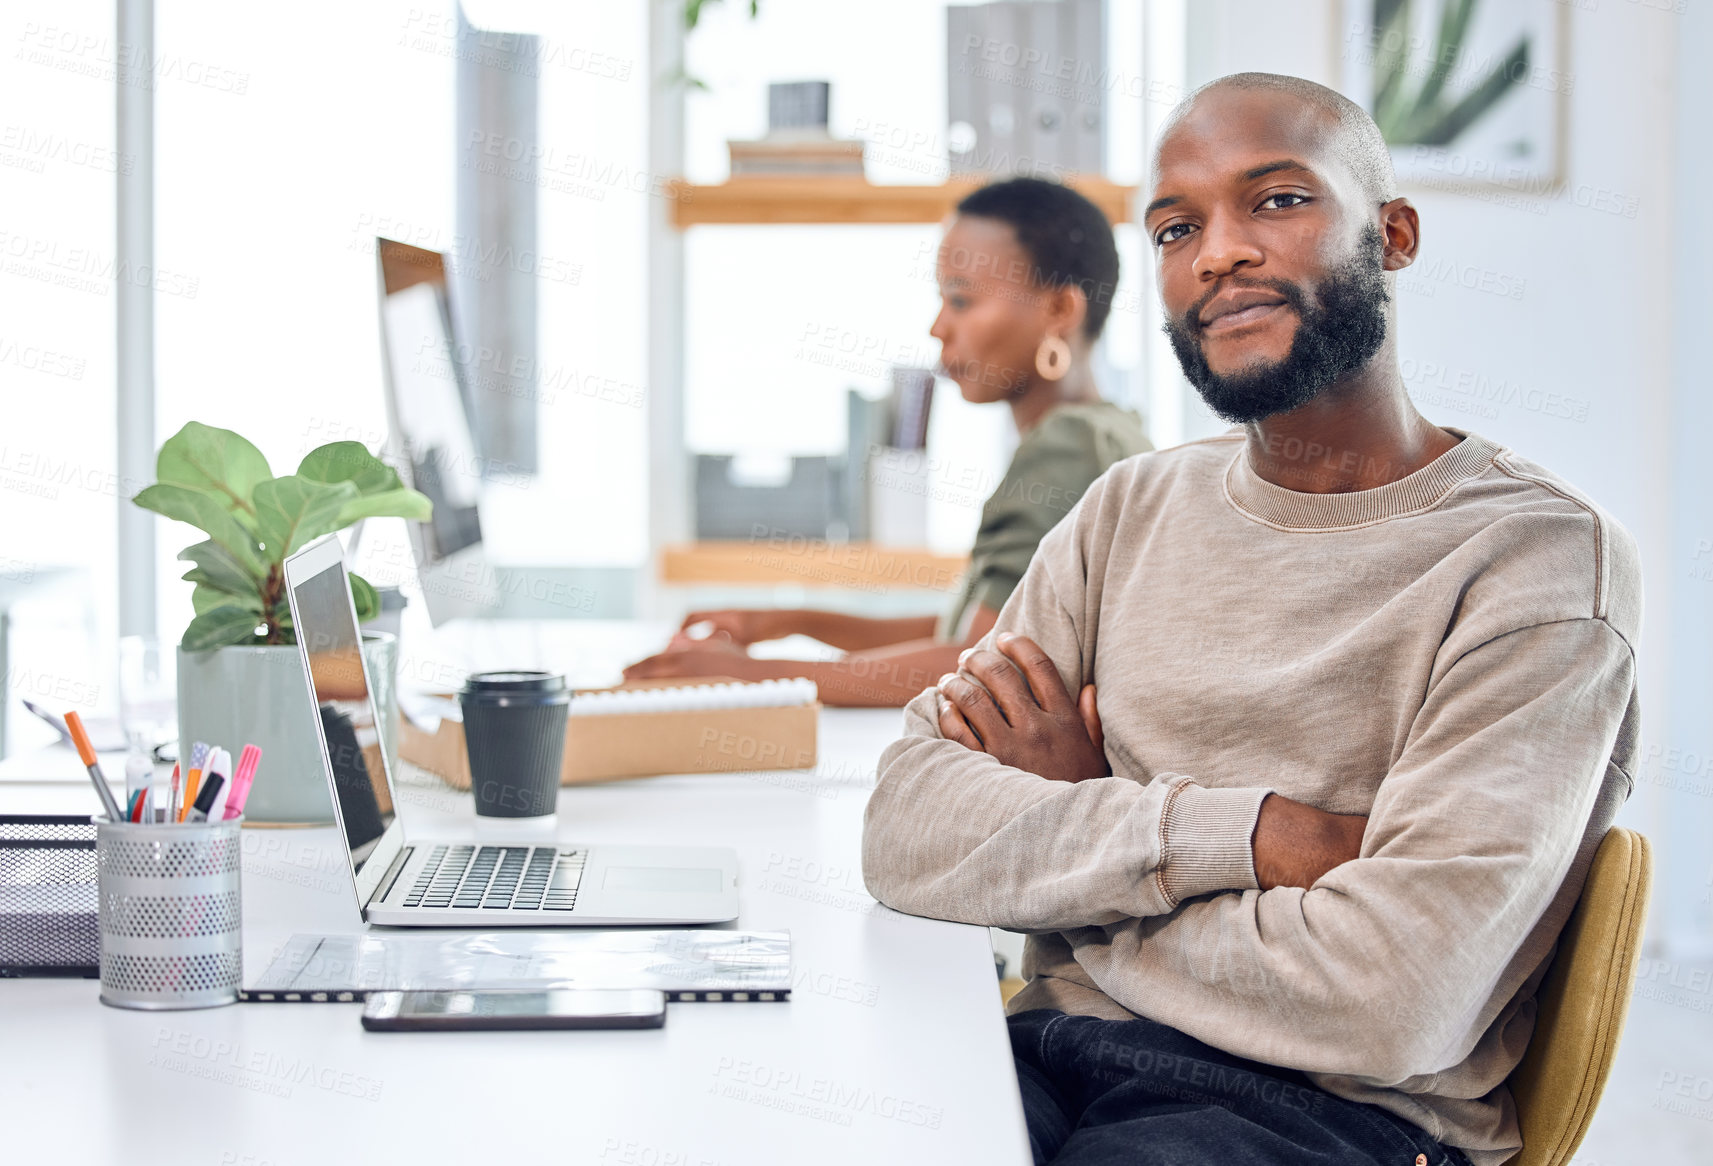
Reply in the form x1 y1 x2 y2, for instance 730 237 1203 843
1503 827 1653 1166
995 829 1652 1166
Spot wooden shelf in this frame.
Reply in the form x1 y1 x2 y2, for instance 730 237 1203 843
660 541 966 592
668 177 1138 227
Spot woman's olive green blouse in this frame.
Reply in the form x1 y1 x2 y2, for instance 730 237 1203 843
939 401 1151 641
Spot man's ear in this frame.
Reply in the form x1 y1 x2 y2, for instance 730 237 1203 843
1379 198 1420 272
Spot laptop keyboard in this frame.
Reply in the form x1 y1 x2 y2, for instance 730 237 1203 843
402 845 586 912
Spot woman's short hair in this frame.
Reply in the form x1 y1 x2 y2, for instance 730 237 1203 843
955 177 1121 340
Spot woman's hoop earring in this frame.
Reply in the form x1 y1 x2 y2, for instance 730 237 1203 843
1035 334 1071 382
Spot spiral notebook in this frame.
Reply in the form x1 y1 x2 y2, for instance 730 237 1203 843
242 929 791 1003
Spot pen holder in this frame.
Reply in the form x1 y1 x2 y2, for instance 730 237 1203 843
0 815 99 977
96 816 242 1010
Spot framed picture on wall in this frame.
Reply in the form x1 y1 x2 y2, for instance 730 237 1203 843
1336 0 1570 193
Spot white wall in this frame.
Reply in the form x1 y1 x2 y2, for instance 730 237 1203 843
1664 0 1713 959
1171 0 1709 954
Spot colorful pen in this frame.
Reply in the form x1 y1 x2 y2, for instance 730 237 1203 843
185 772 226 823
202 749 232 821
179 741 210 824
147 765 167 823
162 765 180 824
222 745 262 820
64 711 124 822
125 752 151 823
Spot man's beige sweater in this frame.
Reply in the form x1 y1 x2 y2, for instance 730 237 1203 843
862 429 1641 1165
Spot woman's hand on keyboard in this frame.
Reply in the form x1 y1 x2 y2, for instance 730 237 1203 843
623 637 755 681
677 609 785 647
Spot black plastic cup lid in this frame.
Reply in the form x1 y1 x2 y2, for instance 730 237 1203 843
462 671 567 694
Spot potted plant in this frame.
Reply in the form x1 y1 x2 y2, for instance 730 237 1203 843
133 422 431 822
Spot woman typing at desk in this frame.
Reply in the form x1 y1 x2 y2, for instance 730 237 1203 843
625 178 1150 706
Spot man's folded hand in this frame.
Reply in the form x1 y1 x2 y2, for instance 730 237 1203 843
935 632 1111 784
1251 793 1369 891
934 635 1366 893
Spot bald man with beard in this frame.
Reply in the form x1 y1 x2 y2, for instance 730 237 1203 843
862 73 1641 1166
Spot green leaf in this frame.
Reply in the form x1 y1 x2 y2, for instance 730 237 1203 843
349 571 380 624
1371 0 1415 134
334 486 433 527
177 538 261 593
154 422 273 533
294 443 429 533
181 604 266 651
134 484 267 576
683 0 759 33
1414 0 1476 114
190 581 262 616
1411 40 1529 146
297 442 404 496
253 476 359 561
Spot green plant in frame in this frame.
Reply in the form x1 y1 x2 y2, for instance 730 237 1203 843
668 0 761 91
683 0 758 32
1369 0 1531 147
132 422 432 650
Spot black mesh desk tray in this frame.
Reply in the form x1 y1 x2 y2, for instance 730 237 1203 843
0 814 99 977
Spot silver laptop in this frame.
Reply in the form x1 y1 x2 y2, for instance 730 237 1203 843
284 534 739 926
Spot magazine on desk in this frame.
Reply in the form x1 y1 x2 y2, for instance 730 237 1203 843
241 929 791 1003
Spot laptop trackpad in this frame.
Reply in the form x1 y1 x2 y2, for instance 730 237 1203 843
602 866 723 893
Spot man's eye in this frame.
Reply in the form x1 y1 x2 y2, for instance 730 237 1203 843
946 295 970 310
1154 223 1194 246
1262 193 1309 210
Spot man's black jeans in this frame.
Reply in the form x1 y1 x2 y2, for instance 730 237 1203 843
1009 1010 1476 1166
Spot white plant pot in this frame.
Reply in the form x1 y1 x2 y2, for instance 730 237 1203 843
176 633 397 825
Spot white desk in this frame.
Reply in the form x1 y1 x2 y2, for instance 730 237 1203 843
0 621 1030 1166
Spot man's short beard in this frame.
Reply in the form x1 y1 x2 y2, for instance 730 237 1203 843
1163 224 1390 425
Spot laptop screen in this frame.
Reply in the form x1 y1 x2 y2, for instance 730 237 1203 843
289 554 396 873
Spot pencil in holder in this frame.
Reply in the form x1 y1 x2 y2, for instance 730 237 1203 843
96 815 243 1010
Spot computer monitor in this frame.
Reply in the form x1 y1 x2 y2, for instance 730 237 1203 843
375 237 499 622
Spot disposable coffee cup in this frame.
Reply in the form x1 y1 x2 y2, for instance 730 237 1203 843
459 671 570 819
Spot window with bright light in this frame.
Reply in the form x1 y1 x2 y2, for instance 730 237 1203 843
1 0 122 753
153 0 650 637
